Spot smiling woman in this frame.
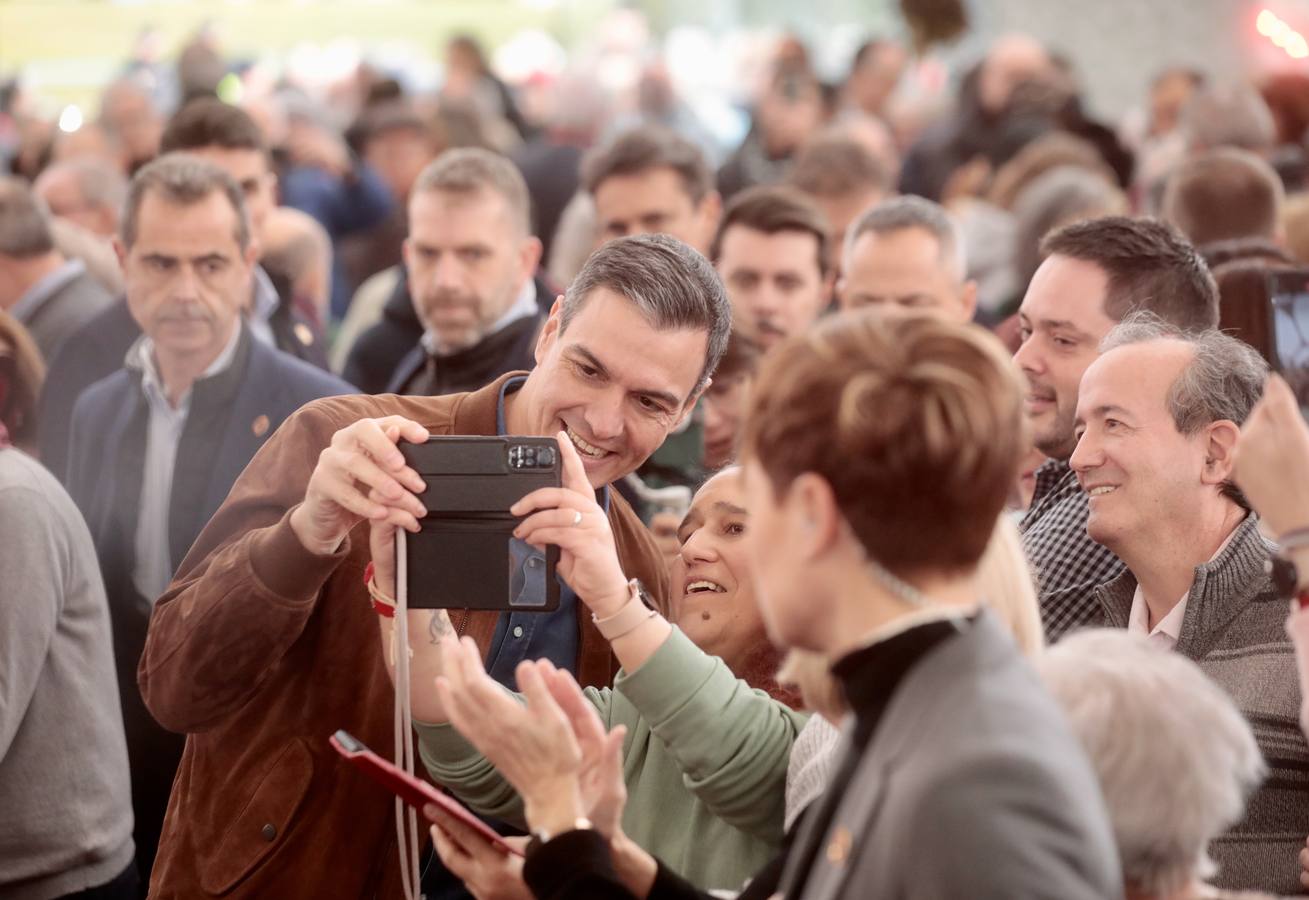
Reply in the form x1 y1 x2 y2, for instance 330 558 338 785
671 469 774 680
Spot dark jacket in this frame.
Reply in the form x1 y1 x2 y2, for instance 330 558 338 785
65 326 352 881
386 311 544 397
511 140 584 260
343 270 556 394
38 271 330 483
136 373 668 899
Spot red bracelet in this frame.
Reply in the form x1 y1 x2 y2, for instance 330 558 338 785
363 562 397 619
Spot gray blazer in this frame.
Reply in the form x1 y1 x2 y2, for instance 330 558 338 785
779 613 1122 900
20 267 114 362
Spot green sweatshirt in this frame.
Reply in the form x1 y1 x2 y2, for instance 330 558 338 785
415 626 808 891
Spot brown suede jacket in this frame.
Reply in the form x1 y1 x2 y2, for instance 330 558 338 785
138 373 669 898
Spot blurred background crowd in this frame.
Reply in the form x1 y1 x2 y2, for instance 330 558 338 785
9 1 1309 899
7 0 1309 382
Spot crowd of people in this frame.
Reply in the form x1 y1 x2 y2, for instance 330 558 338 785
6 15 1309 900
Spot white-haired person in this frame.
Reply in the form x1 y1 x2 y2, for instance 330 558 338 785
1232 373 1309 889
415 312 1119 899
1038 630 1272 900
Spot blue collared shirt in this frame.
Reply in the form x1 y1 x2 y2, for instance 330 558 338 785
128 323 243 601
485 376 610 690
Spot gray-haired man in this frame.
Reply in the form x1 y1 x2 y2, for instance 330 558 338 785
1073 316 1309 894
837 195 977 322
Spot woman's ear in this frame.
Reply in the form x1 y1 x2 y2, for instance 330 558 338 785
790 472 842 560
1201 419 1242 486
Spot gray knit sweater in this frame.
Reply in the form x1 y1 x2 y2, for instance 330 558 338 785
1088 514 1309 896
0 448 135 900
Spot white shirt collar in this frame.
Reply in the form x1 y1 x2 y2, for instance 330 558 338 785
420 278 538 357
1127 522 1244 650
1127 587 1187 649
131 323 243 413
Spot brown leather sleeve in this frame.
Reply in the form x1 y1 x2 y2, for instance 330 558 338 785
138 395 364 733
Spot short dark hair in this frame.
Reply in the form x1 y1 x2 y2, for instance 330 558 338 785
355 101 435 151
580 125 713 204
709 185 830 276
1162 148 1284 247
161 97 267 156
121 153 251 251
788 134 889 199
1040 216 1219 331
562 233 730 394
711 328 762 384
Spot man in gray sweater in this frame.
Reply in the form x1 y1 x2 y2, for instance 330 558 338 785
0 434 136 899
1075 315 1309 894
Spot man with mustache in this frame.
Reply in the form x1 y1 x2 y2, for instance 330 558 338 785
1013 216 1218 641
62 153 352 884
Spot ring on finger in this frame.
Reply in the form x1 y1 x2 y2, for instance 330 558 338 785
570 510 583 527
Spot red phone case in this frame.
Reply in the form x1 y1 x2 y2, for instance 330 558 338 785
330 730 524 857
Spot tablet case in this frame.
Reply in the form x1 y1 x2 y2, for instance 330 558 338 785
399 435 562 611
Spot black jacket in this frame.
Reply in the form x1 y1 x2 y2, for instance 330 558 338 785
343 270 556 394
386 311 544 398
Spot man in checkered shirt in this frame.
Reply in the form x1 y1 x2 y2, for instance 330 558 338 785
1013 217 1220 641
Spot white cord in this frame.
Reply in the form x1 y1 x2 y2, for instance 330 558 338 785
394 531 421 900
